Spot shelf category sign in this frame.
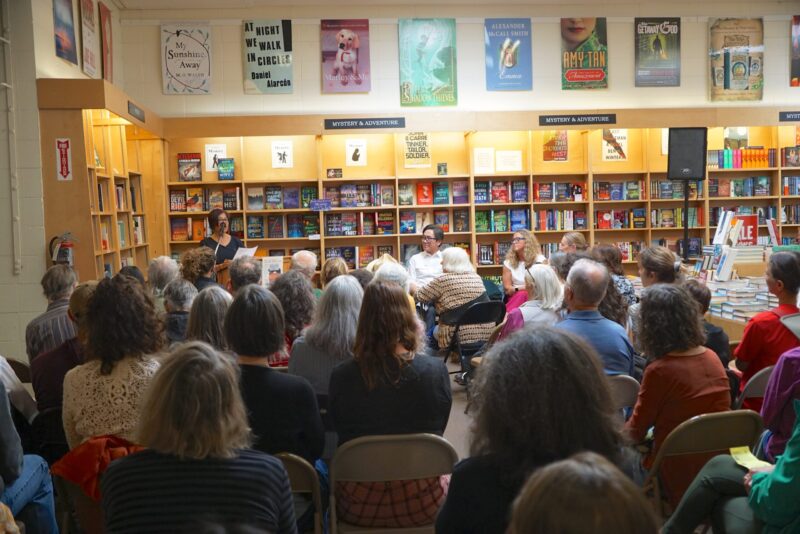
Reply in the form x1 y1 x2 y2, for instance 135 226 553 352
539 113 616 126
324 117 405 130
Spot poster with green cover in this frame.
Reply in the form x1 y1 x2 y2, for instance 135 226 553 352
398 19 457 106
561 18 608 90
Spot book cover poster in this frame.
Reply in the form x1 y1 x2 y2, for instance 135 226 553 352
162 24 211 94
243 20 293 94
561 18 608 90
53 0 78 65
204 144 226 172
404 132 431 168
792 16 800 87
635 17 680 87
321 19 370 93
271 140 294 169
709 18 764 102
602 129 628 161
345 139 367 167
484 18 532 91
398 18 458 107
543 130 568 162
80 0 99 78
98 2 112 82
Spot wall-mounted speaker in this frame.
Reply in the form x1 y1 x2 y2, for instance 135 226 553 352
667 127 708 181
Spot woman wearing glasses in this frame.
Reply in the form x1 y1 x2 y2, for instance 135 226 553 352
503 229 546 312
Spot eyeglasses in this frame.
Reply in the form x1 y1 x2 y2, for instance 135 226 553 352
421 236 437 242
511 237 525 243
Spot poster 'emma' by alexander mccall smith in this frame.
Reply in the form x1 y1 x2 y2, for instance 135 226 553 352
398 19 457 107
161 24 211 95
484 18 532 91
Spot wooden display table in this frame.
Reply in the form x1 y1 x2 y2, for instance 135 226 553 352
706 315 747 344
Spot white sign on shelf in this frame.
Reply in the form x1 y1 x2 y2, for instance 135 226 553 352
56 138 73 181
345 139 367 167
271 140 294 169
496 150 523 172
473 147 495 174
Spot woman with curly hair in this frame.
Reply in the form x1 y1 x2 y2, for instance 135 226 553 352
502 229 545 300
626 284 730 506
320 257 348 289
180 247 220 292
269 270 316 364
62 274 164 448
436 328 624 533
592 244 636 305
186 286 233 351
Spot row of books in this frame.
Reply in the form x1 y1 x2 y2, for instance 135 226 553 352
248 185 317 210
709 206 777 226
325 212 394 237
177 153 235 182
114 184 127 211
781 147 800 168
532 209 588 231
780 204 800 225
401 181 468 206
325 183 394 208
706 148 776 170
595 208 648 229
708 176 771 198
475 209 530 233
246 214 321 239
326 245 392 270
650 180 702 200
477 241 512 265
400 209 469 234
132 216 145 245
651 207 702 228
593 180 646 201
656 237 704 258
781 176 800 196
171 187 242 212
532 182 585 202
474 181 528 204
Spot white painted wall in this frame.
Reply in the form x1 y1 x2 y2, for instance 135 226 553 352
118 3 800 118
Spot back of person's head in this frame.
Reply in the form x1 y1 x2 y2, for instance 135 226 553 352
148 256 179 294
508 452 658 534
598 276 629 327
525 264 562 310
69 281 98 341
86 274 164 374
354 281 422 390
119 265 145 285
563 231 589 251
471 328 621 478
373 262 411 293
290 250 318 277
305 275 363 361
768 251 800 296
441 246 473 274
187 286 233 350
365 253 398 273
225 284 285 358
684 279 712 315
321 257 348 287
41 264 77 301
137 341 250 460
637 283 705 359
548 251 591 282
163 278 198 312
269 269 315 341
228 257 261 291
566 258 609 307
639 246 682 284
349 268 374 289
591 244 625 276
180 247 216 283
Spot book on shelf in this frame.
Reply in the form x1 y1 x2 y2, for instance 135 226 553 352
492 210 509 232
477 241 512 265
380 184 395 206
301 186 318 208
177 153 202 182
169 190 187 212
400 211 416 234
359 246 375 268
475 211 490 233
132 216 145 245
417 182 433 205
361 212 376 235
433 182 449 205
509 208 530 231
324 186 341 207
207 190 224 210
186 187 204 212
341 213 359 236
97 183 106 212
265 186 283 209
594 180 644 201
511 181 529 202
170 218 189 242
247 215 265 239
223 187 241 210
401 244 421 264
267 215 285 238
287 214 304 238
303 214 320 236
398 183 414 206
130 184 139 213
450 241 471 259
632 208 647 228
533 209 587 231
536 182 553 202
609 183 624 201
650 207 702 228
229 216 245 239
453 209 470 232
115 184 126 210
283 186 300 209
434 209 450 232
217 158 235 180
377 245 393 258
117 221 126 248
491 181 510 203
474 181 490 204
781 146 800 168
594 182 610 201
325 213 343 236
708 148 776 170
624 181 641 200
268 249 286 258
453 181 469 204
340 184 358 208
325 246 357 269
782 176 800 196
192 219 206 241
415 212 431 233
377 212 395 234
247 187 265 210
356 184 372 207
532 182 585 202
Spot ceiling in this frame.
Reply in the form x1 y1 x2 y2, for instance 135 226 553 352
115 0 747 8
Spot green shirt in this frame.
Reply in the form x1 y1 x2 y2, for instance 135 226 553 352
562 31 608 90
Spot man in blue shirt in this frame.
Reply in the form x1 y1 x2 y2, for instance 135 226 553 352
556 258 635 376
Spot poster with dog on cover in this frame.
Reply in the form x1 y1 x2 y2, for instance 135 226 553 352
321 19 370 93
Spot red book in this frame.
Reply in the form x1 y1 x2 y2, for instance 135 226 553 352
491 181 510 203
416 182 433 205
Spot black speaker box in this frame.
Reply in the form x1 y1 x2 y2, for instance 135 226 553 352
667 128 708 181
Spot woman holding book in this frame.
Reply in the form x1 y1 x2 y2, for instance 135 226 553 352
200 208 244 266
503 229 546 312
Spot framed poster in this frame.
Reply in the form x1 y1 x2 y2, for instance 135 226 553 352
243 20 293 94
792 16 799 87
53 0 78 65
321 19 370 93
80 0 99 78
561 17 607 90
98 1 112 81
398 19 457 106
484 18 532 91
709 18 763 102
162 24 211 95
634 17 680 87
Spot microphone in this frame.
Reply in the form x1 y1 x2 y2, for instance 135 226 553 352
218 221 227 237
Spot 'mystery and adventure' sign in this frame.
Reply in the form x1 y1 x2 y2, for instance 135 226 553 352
779 111 800 122
539 114 617 126
324 117 406 130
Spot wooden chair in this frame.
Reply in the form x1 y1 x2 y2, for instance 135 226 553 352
733 365 775 409
607 375 640 420
277 453 323 534
6 359 31 383
642 410 763 518
329 433 459 533
53 475 104 534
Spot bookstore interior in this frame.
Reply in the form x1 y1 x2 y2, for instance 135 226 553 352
36 10 800 339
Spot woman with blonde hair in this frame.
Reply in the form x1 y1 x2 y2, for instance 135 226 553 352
503 229 546 312
186 286 233 351
497 264 562 341
559 231 589 254
320 256 348 288
101 341 295 533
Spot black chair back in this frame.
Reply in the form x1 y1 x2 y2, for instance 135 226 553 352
31 407 69 465
453 300 506 328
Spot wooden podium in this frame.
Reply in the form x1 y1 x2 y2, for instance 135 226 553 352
215 262 230 288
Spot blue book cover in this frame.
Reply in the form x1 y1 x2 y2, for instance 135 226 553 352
509 208 529 231
484 19 532 91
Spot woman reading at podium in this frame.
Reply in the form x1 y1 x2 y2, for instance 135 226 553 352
200 209 244 270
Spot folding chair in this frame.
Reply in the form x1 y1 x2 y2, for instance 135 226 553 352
329 433 458 534
277 453 323 534
443 300 505 382
733 365 775 409
53 475 104 534
30 407 69 465
6 359 30 383
642 410 763 519
607 374 640 421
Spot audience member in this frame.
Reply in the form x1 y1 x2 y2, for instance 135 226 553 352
373 262 415 312
162 278 197 346
548 251 590 282
592 244 636 305
25 265 77 363
415 247 494 351
228 256 261 293
734 251 800 411
556 259 634 376
630 246 684 346
626 284 730 505
408 224 444 287
436 328 624 533
31 281 96 412
0 358 36 425
62 275 163 448
320 257 348 288
186 286 233 352
290 250 321 298
225 285 323 463
329 281 451 528
119 265 145 285
147 256 179 312
270 270 316 359
0 383 57 534
349 268 373 289
364 253 399 273
181 247 221 292
664 406 800 533
760 345 800 462
558 231 589 253
684 279 731 368
598 275 630 327
289 275 363 396
101 342 295 534
508 452 658 534
497 264 561 341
